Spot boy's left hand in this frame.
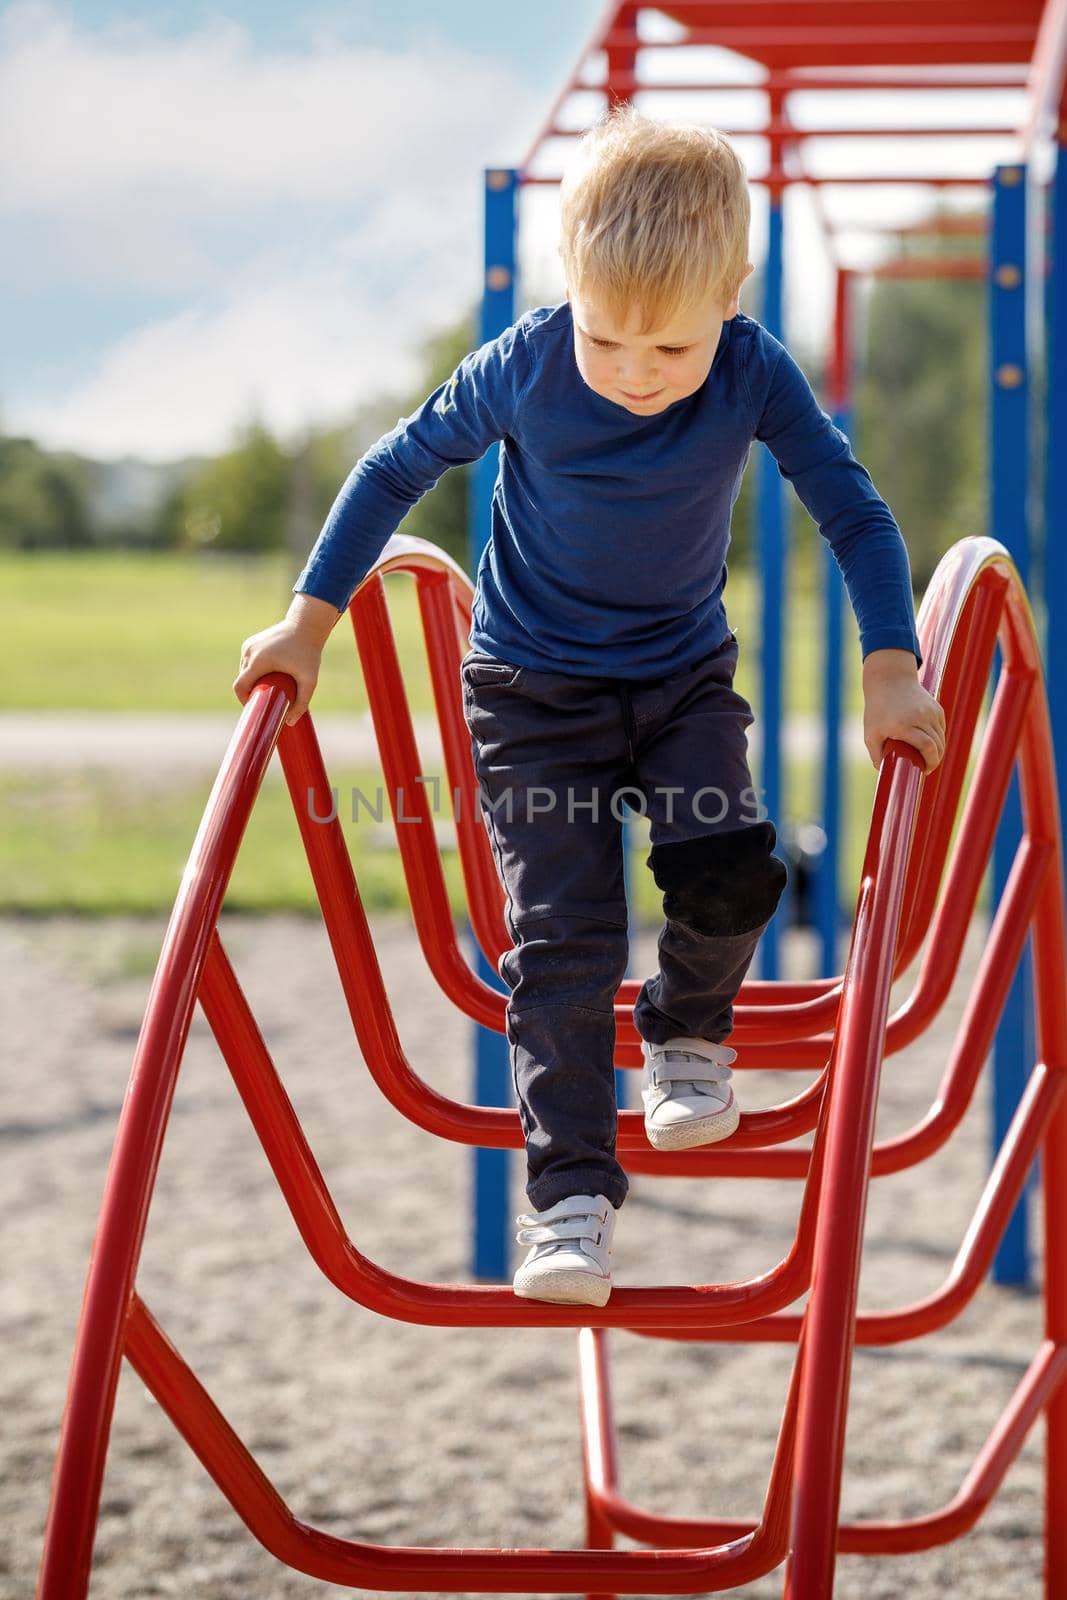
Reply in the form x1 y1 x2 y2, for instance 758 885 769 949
862 648 946 775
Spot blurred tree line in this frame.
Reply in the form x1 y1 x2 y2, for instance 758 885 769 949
0 263 986 593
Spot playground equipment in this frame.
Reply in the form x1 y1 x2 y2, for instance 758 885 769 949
38 533 1067 1595
470 0 1067 1283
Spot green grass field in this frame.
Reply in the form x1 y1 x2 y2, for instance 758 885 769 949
2 549 913 917
0 548 867 718
0 757 885 919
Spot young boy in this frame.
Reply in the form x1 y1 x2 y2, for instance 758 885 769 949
234 106 946 1309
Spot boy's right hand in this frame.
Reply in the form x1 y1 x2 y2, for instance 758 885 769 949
233 593 342 727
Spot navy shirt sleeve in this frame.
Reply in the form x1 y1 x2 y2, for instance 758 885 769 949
746 331 923 669
292 320 531 613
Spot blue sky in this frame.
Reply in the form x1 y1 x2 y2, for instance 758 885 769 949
63 0 598 66
2 2 1024 461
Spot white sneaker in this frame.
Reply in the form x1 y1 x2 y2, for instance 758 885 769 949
641 1036 740 1150
512 1193 616 1306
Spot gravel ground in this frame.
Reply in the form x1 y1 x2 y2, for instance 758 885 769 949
1 910 1049 1599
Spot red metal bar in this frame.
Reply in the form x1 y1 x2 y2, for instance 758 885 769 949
578 1327 1067 1553
543 122 1019 139
37 678 294 1600
596 26 1038 50
577 74 1028 93
37 532 1067 1596
577 1320 806 1550
121 1295 787 1593
892 568 1000 968
340 549 1015 1170
520 171 994 187
346 546 861 1053
418 570 508 960
356 541 1001 1046
839 214 988 237
519 0 618 174
601 27 1043 48
653 0 1028 8
1022 0 1067 153
195 925 831 1328
627 828 1050 1196
574 550 1067 1581
330 545 1009 1086
869 256 986 276
254 545 1030 1199
652 0 1034 11
783 740 924 1594
641 1052 1063 1349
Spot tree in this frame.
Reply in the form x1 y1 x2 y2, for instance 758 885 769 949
853 266 985 590
0 437 93 549
380 311 480 571
168 421 291 551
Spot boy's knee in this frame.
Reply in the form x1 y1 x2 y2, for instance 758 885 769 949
647 822 788 937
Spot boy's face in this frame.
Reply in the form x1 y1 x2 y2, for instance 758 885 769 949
567 266 753 416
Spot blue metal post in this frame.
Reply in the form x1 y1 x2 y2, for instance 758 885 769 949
1047 144 1067 916
605 4 638 1115
990 163 1033 1285
818 470 847 979
757 194 788 978
1040 140 1067 1294
470 167 518 1281
816 267 852 979
619 813 635 1112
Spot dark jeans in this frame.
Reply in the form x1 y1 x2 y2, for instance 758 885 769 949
461 633 788 1213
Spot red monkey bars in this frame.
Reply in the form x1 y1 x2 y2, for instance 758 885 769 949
37 534 1067 1596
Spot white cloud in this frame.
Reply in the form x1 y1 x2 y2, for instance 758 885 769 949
13 195 489 460
1 3 542 456
3 3 1028 460
0 3 532 212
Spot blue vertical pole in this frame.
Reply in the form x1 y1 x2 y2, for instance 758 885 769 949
819 476 846 979
990 163 1032 1285
605 4 637 1114
619 814 634 1112
1042 141 1067 1296
757 194 788 978
1047 144 1067 923
817 269 851 979
470 167 518 1281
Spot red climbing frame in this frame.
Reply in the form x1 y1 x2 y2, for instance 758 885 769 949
37 533 1067 1596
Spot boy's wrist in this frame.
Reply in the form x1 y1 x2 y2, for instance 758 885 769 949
286 590 343 647
862 647 918 684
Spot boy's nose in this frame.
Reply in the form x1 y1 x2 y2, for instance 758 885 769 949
619 361 659 384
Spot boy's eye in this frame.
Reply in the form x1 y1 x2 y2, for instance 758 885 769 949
591 337 689 356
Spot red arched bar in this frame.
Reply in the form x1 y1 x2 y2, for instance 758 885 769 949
36 534 1067 1597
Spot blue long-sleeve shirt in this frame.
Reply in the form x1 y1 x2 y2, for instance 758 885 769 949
293 300 923 679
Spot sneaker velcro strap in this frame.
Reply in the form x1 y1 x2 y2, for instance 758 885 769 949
515 1217 604 1246
516 1196 608 1224
652 1056 734 1085
650 1036 736 1064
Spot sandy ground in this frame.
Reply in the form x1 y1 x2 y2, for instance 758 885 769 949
1 909 1050 1600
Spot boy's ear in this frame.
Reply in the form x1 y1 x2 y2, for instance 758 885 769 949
725 262 756 318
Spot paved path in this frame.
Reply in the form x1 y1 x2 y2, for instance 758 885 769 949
1 709 869 775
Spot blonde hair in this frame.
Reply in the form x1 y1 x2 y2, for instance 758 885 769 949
558 103 751 334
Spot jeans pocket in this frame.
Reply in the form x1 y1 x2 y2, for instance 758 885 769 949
461 653 525 690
